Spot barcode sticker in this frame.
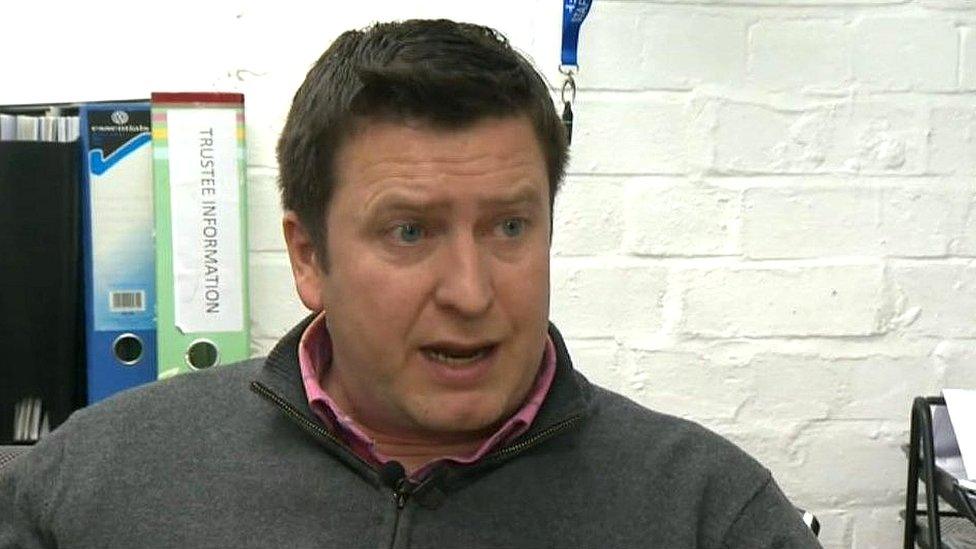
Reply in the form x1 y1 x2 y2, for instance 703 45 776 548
109 291 146 313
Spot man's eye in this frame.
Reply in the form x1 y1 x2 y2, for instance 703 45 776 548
394 223 425 244
498 218 526 238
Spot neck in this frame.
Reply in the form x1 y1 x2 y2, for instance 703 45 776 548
361 425 489 474
321 367 495 474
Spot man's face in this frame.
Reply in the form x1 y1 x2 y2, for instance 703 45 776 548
292 115 551 440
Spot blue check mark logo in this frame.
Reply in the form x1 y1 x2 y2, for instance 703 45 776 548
89 133 151 176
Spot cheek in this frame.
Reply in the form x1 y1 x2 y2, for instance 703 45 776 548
497 254 550 318
333 255 431 331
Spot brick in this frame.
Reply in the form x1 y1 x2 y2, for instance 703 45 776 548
707 99 926 175
584 5 747 89
852 18 958 91
929 107 976 175
880 184 973 256
748 20 850 90
564 339 625 393
737 354 847 422
625 350 751 422
829 102 927 174
680 264 886 337
623 181 738 256
833 355 938 421
963 27 976 89
550 260 667 339
551 178 625 256
955 208 976 256
933 340 976 388
742 186 881 259
789 422 907 506
918 0 976 10
705 100 830 174
249 253 311 340
729 352 933 423
247 169 286 252
569 95 690 175
887 263 976 337
742 183 973 258
849 507 905 549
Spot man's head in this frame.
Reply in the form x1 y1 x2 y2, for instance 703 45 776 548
277 19 568 269
280 20 568 442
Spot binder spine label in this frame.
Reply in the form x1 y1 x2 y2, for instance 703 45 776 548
87 107 155 331
164 108 245 333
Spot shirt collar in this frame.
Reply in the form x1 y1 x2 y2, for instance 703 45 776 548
297 311 557 479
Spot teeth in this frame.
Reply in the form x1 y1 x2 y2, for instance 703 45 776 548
424 348 489 365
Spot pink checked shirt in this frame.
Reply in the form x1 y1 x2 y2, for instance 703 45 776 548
298 312 557 481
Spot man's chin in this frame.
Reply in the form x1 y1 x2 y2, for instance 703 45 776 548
410 402 511 441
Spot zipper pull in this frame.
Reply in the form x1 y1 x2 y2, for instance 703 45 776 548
381 461 411 509
393 477 411 509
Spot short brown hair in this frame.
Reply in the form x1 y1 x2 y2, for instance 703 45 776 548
276 19 569 268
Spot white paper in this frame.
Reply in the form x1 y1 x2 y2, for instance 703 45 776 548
933 403 969 480
167 108 244 334
943 388 976 480
0 114 14 141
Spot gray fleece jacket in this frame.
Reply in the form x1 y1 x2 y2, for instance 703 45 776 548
0 318 821 548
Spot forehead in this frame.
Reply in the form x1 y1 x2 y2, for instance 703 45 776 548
331 115 548 207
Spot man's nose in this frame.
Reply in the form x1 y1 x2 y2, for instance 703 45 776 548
432 233 494 317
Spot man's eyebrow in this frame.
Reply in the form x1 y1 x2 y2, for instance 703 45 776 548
362 191 449 217
364 184 544 214
479 185 545 208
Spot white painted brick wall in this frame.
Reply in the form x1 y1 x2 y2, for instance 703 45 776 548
930 107 976 174
585 5 748 89
748 20 851 90
551 259 668 338
963 26 976 88
741 180 974 258
678 263 887 337
3 1 975 546
570 93 692 173
623 180 740 256
852 17 959 91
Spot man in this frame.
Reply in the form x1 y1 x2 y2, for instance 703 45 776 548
1 19 821 548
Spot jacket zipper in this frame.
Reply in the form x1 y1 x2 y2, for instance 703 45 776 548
249 381 374 470
384 418 583 549
252 380 417 549
254 380 585 547
482 414 585 465
389 477 412 549
393 477 411 509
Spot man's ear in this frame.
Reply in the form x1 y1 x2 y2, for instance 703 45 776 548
282 211 326 312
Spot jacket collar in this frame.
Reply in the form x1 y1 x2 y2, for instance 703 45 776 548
250 314 594 469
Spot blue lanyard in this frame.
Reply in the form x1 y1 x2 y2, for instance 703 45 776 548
561 0 593 68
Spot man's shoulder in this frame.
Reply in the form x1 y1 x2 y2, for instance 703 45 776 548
79 357 265 420
588 385 742 446
49 357 268 453
2 358 272 502
580 383 769 483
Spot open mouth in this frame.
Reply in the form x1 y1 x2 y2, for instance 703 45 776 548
421 344 496 365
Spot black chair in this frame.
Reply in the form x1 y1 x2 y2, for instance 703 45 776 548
903 396 976 548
